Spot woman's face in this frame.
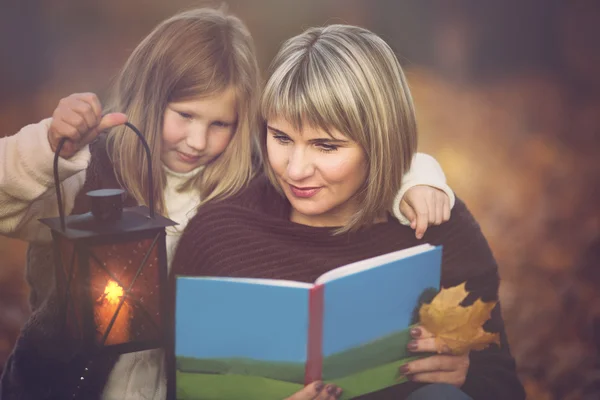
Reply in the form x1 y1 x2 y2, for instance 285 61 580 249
266 117 368 227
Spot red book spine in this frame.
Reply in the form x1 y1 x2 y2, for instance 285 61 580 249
305 283 324 385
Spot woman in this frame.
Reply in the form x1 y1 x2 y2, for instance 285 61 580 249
173 24 524 399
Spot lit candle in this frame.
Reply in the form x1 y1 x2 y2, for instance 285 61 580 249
95 279 130 344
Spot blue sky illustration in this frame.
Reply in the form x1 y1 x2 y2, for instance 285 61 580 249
176 279 310 363
321 249 441 356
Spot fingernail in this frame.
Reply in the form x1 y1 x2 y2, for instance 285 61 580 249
326 385 337 395
410 327 422 338
335 387 343 398
399 364 410 374
407 340 418 351
314 381 324 392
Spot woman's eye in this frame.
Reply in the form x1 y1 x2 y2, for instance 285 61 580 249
317 143 338 153
178 111 193 120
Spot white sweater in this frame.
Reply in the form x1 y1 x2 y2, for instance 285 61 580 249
0 119 454 399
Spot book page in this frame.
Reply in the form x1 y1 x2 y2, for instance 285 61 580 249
175 277 311 399
315 243 434 285
318 245 442 398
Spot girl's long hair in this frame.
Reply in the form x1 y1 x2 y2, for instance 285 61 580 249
105 7 260 214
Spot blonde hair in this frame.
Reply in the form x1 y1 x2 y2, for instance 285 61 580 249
261 24 418 232
105 7 260 214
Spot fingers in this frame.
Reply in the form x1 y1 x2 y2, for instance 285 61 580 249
400 355 458 375
414 208 428 240
399 199 417 229
57 92 102 134
402 186 453 239
435 190 452 225
97 112 128 134
442 193 450 222
401 327 469 387
425 191 436 225
315 384 343 400
399 354 469 387
49 93 126 158
407 337 449 354
408 326 449 354
286 381 342 400
403 370 466 387
434 192 444 225
287 381 322 400
410 326 434 339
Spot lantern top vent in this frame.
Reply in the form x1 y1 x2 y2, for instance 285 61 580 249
40 205 176 239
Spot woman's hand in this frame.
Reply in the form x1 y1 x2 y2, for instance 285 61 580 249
399 326 469 387
286 381 343 400
48 92 127 158
400 185 451 239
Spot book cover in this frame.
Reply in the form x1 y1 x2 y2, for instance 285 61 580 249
174 243 442 399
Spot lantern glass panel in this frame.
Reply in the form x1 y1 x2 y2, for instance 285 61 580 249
89 238 162 346
53 230 166 351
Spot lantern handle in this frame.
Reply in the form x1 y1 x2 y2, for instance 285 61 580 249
53 121 155 231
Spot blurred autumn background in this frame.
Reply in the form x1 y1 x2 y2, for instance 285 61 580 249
1 0 599 398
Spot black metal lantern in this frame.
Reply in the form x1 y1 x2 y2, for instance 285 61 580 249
40 123 176 361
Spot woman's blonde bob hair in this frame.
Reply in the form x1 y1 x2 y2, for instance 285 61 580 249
261 24 418 233
105 8 260 214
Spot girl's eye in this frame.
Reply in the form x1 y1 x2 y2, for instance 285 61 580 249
212 121 230 128
316 143 338 153
177 111 193 120
273 134 291 144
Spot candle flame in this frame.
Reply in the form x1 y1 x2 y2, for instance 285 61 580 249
103 280 124 305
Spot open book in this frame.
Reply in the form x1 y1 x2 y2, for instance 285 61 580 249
174 243 442 399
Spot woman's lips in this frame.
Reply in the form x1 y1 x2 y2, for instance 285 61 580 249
289 184 322 198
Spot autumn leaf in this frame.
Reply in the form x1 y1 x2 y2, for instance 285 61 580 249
419 282 500 355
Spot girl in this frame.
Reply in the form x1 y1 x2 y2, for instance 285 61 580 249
0 8 453 400
172 24 525 400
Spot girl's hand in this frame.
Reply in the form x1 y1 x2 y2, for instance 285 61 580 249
399 326 469 387
400 185 451 239
48 92 127 158
286 381 343 400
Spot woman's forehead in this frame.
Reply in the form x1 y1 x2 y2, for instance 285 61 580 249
267 117 348 140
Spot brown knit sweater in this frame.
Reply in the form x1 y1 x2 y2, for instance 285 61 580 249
171 176 525 400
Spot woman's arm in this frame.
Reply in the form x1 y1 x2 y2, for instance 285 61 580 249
0 118 90 243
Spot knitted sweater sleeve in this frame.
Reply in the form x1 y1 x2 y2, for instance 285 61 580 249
391 153 456 225
0 118 90 243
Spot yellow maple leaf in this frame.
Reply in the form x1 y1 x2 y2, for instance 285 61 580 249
419 282 500 355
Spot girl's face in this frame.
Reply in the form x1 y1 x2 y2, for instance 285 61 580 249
266 117 368 227
161 86 237 173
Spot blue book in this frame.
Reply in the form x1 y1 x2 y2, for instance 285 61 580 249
175 243 442 399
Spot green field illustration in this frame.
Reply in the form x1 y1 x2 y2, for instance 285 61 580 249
176 327 419 400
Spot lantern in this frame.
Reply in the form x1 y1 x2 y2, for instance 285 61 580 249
40 123 176 363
